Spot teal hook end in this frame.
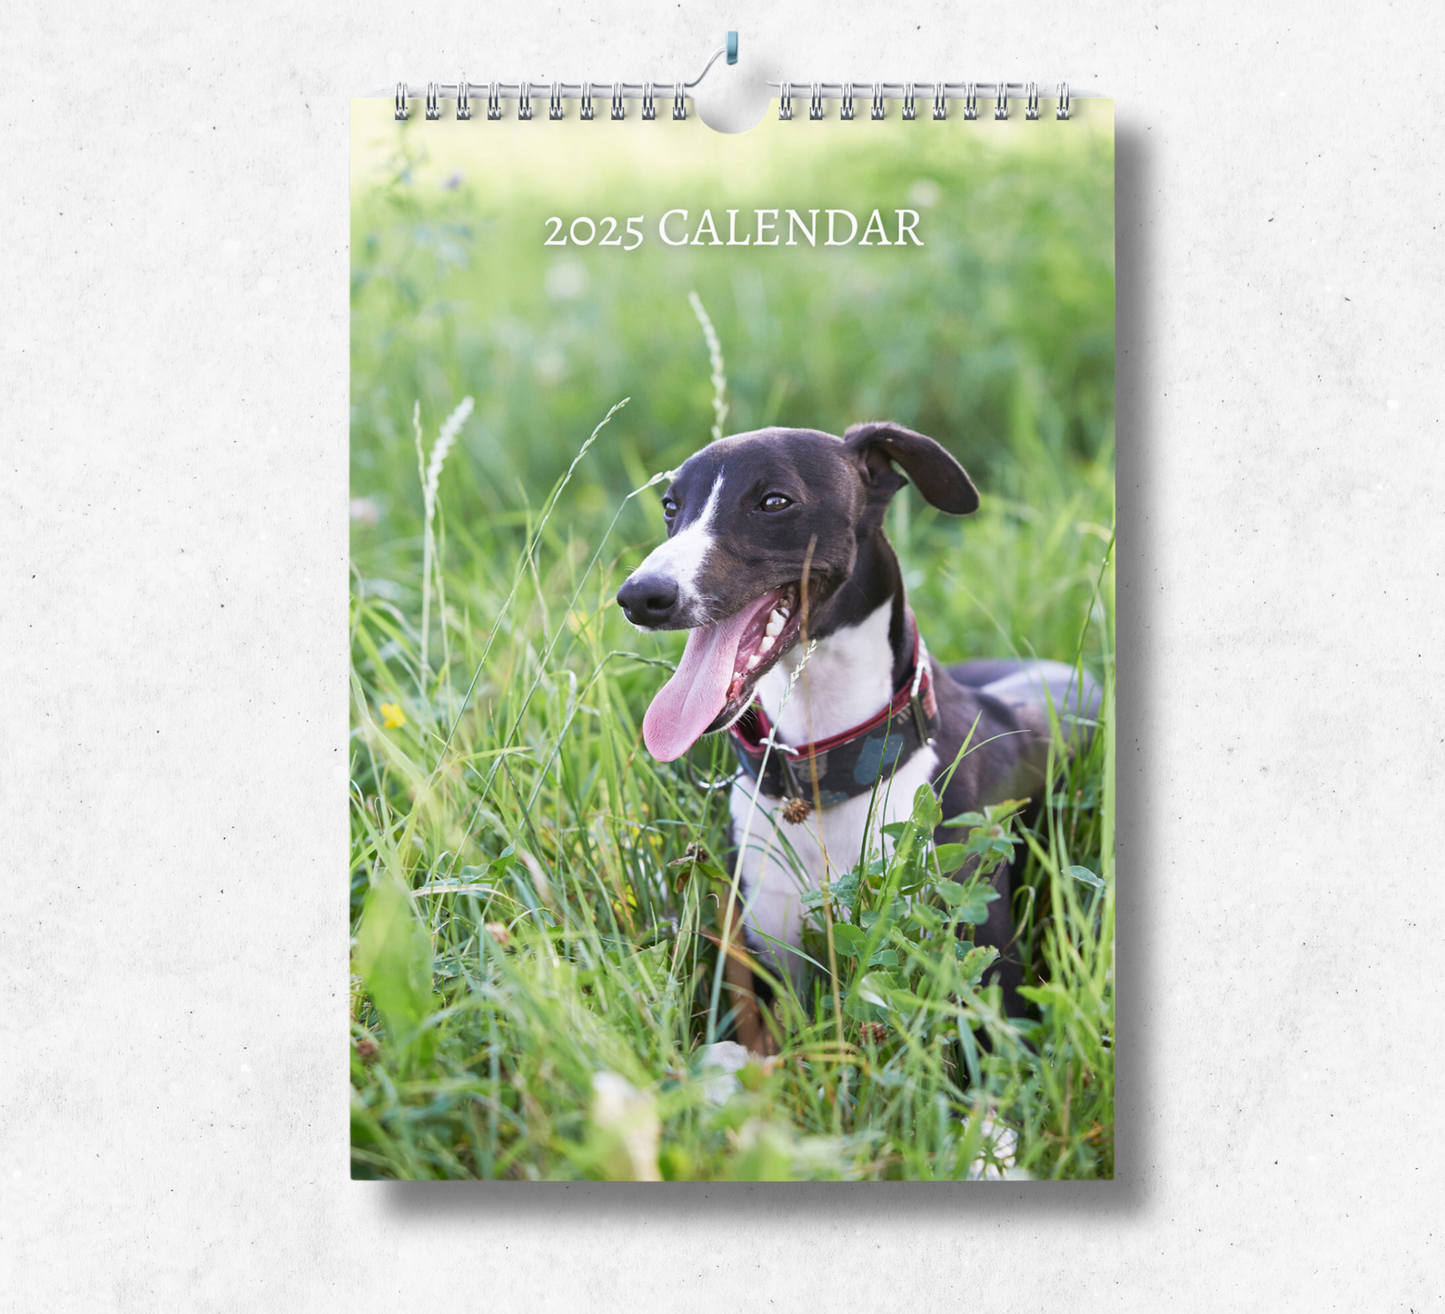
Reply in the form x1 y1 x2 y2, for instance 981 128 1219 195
726 32 738 65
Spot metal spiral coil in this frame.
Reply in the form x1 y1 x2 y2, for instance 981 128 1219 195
391 59 1077 129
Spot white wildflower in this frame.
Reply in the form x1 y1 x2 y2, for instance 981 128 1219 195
590 1071 661 1181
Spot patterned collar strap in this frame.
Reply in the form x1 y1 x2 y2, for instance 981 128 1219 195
729 611 941 811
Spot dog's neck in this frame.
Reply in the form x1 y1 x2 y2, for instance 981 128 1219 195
753 529 912 745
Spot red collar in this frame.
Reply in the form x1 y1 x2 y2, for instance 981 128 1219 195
730 611 936 762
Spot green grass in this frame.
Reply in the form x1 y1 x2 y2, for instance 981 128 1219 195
349 114 1115 1180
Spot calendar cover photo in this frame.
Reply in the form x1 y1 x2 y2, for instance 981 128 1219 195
349 92 1115 1180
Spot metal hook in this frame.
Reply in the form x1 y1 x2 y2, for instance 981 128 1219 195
518 80 532 120
425 81 440 120
457 75 470 120
840 82 854 120
933 82 948 120
673 81 686 119
394 82 408 121
871 83 886 120
810 82 824 120
1056 82 1071 120
487 81 501 120
1026 82 1040 120
643 81 656 120
549 82 564 120
611 82 625 120
902 82 915 120
581 82 594 120
994 81 1009 120
779 81 792 120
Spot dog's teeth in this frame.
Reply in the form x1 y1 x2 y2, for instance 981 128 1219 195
760 635 775 653
746 653 761 670
766 613 782 637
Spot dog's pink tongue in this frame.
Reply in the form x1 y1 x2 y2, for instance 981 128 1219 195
642 610 754 761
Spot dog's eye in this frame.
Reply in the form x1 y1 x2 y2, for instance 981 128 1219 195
760 494 792 513
662 497 677 519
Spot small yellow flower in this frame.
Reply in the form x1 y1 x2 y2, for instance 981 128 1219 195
379 701 406 729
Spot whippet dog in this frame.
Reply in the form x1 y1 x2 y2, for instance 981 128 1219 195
617 423 1098 1044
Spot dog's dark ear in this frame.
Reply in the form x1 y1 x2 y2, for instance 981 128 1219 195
842 422 979 515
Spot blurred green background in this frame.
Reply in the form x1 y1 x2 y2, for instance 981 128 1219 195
350 104 1115 641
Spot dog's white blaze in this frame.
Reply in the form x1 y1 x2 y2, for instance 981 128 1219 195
731 745 940 988
633 471 723 613
754 600 895 744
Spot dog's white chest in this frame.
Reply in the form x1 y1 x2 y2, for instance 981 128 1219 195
729 744 939 986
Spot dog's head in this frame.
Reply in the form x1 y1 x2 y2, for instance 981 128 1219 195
617 422 978 760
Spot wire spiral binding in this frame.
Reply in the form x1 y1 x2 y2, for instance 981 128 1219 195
760 78 1067 124
392 50 1074 129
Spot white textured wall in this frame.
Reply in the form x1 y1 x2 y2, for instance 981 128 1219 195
2 2 1442 1308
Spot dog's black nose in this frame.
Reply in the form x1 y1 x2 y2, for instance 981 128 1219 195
617 573 679 627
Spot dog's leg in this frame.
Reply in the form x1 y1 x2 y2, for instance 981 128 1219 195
718 893 779 1057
